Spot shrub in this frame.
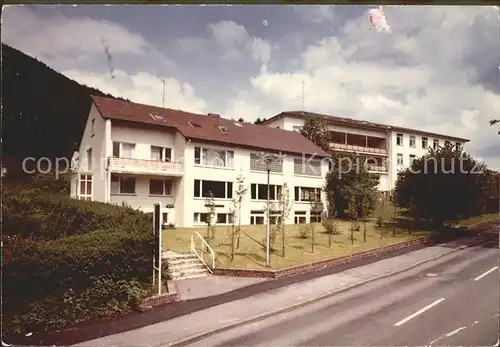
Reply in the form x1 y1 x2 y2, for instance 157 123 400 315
3 187 150 240
2 182 154 337
3 228 153 336
322 218 342 235
297 224 311 239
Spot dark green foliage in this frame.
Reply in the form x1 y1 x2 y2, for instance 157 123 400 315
3 183 153 335
395 144 491 225
325 152 380 219
2 43 125 173
300 117 331 152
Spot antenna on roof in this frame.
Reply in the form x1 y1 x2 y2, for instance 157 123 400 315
301 80 306 111
157 77 166 108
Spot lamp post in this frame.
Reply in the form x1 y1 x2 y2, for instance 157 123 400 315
265 159 271 268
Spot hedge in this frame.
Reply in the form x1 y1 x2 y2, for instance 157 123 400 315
3 183 155 337
3 184 151 240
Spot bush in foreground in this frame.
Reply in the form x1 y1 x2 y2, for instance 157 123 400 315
3 183 154 336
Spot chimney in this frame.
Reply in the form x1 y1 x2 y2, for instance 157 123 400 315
207 113 221 118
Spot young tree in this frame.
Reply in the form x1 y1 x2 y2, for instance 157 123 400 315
395 145 490 228
299 117 331 152
205 192 216 240
228 198 238 261
234 170 248 248
361 195 370 242
310 197 323 252
348 195 358 245
277 182 293 257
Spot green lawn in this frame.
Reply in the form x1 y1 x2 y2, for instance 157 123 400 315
454 213 499 227
163 221 430 270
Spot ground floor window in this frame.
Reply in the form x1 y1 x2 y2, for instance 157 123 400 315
294 211 306 224
310 211 322 223
250 210 265 225
162 212 168 224
111 174 136 194
193 212 232 225
79 174 92 201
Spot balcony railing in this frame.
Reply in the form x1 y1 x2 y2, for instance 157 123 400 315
365 165 388 173
329 143 388 155
108 157 183 176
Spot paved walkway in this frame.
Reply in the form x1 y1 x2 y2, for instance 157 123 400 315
75 234 489 347
173 276 268 301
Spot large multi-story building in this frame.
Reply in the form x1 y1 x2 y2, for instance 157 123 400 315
70 96 330 227
261 111 469 196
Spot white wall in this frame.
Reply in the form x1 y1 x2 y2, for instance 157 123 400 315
71 104 108 201
111 124 178 161
179 141 329 226
388 131 465 190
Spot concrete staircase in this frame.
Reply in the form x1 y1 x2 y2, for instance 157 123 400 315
162 251 211 281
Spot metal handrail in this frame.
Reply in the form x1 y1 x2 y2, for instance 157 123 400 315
190 231 215 273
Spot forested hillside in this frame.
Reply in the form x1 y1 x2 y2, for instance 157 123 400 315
2 44 124 172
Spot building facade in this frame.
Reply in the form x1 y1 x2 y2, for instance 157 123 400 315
262 111 469 195
70 97 330 227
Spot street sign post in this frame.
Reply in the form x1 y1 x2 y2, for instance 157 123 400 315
153 203 162 296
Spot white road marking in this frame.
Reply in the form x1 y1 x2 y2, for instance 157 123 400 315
473 266 498 281
445 326 467 337
394 298 445 327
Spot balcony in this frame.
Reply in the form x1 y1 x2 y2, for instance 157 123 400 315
365 164 388 173
108 157 183 177
329 143 388 155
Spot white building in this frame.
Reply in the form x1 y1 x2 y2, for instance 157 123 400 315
70 96 330 227
261 111 469 196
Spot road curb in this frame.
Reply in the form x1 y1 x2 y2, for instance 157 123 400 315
170 237 487 347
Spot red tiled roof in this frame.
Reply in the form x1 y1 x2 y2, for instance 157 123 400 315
265 111 470 142
91 96 330 157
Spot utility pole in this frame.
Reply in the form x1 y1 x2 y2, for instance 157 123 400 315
157 77 166 108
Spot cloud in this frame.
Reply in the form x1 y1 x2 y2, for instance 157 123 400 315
2 5 177 72
63 69 207 114
292 5 335 24
223 6 500 169
178 20 272 65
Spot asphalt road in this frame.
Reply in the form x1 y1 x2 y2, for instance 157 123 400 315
185 242 499 347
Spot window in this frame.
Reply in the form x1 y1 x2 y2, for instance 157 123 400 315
149 113 164 120
396 133 404 146
189 121 202 128
111 174 136 194
112 142 135 158
397 153 404 165
250 210 265 225
409 135 416 148
149 179 173 196
294 211 306 224
250 183 282 201
194 147 234 168
294 187 321 202
433 139 439 149
162 212 168 224
91 119 95 135
294 157 321 177
444 140 450 146
422 137 428 149
193 212 231 225
193 179 233 199
310 211 322 223
250 153 283 173
151 146 172 162
218 126 228 133
86 148 92 170
456 142 461 151
409 154 416 165
292 125 302 132
79 174 92 200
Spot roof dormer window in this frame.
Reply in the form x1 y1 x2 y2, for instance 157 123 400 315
219 125 228 133
189 121 201 128
149 113 163 121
